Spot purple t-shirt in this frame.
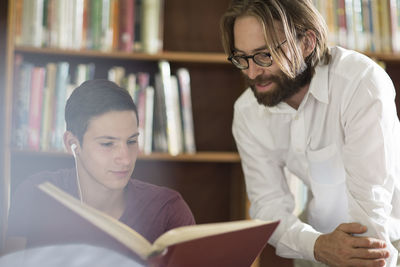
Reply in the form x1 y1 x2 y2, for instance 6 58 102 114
7 169 195 260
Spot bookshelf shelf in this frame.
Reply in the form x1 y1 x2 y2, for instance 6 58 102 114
11 149 241 163
363 52 400 62
15 46 230 64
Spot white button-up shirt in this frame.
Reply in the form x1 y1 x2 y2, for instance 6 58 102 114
232 46 400 265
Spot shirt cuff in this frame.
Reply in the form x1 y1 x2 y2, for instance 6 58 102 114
299 229 321 261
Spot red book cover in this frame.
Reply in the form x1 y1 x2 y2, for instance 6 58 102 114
119 0 135 51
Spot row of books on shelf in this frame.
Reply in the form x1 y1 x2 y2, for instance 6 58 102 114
14 0 164 54
12 54 196 156
313 0 400 53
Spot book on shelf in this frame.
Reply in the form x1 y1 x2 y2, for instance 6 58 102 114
108 66 126 86
14 0 24 45
52 62 70 151
119 0 135 52
176 68 196 154
15 0 166 53
136 72 151 153
344 0 355 50
379 0 392 53
71 0 85 50
90 0 103 50
143 86 155 155
313 0 400 53
153 73 169 153
133 0 143 51
158 61 183 155
38 182 280 267
389 0 400 52
28 0 45 47
371 0 382 52
337 0 348 48
28 67 46 151
13 61 34 149
361 0 373 52
141 0 164 54
11 54 24 148
40 63 57 151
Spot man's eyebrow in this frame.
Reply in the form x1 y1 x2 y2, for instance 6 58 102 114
233 45 268 54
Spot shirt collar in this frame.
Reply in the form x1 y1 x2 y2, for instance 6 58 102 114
307 62 329 104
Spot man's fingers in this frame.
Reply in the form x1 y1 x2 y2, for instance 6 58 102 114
338 222 367 234
352 237 387 249
348 258 387 267
352 247 390 260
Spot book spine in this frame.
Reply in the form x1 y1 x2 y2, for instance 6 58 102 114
72 0 85 50
141 0 163 54
137 87 147 152
177 68 196 154
100 0 112 51
40 63 57 151
371 0 382 52
153 73 168 152
52 62 70 150
133 0 143 51
110 0 120 50
90 0 103 50
337 0 348 48
12 56 30 149
21 0 33 46
143 86 154 154
169 75 184 155
380 0 392 52
14 0 24 45
119 0 135 52
344 0 355 49
353 0 367 51
28 67 46 150
361 0 373 51
126 73 137 101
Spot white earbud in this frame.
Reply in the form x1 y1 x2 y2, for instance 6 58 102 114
71 143 77 157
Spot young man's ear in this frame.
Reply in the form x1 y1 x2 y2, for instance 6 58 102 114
63 131 79 155
302 30 317 58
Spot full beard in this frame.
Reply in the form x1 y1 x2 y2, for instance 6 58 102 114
246 61 313 107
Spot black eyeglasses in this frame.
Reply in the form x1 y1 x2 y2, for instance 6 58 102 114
228 40 287 70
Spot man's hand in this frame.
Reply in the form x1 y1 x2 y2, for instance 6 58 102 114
314 223 390 267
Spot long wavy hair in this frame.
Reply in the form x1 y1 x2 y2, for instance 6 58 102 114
220 0 331 78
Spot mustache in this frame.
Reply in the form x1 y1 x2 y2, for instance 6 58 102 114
244 74 281 87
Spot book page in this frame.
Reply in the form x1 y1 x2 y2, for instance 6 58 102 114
152 219 273 251
38 182 153 259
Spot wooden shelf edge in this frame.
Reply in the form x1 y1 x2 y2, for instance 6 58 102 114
11 149 241 163
14 46 230 64
361 51 400 62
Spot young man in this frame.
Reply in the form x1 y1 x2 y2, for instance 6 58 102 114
5 79 195 261
221 1 400 266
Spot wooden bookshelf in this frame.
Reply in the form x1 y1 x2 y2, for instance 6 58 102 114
0 0 261 262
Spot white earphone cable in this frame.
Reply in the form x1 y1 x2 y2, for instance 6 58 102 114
71 144 84 204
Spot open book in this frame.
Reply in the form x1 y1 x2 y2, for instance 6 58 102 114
39 182 279 267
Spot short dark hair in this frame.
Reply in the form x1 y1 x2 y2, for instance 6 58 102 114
65 79 138 144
